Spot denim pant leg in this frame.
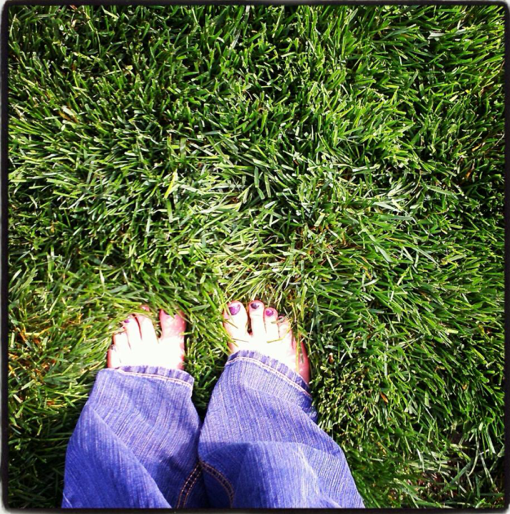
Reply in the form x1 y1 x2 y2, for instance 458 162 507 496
62 365 207 508
198 349 365 508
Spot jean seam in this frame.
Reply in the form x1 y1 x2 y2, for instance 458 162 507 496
105 368 193 388
182 467 202 508
225 355 311 398
199 459 234 506
176 463 202 508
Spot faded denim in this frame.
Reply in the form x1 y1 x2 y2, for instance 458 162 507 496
63 349 364 508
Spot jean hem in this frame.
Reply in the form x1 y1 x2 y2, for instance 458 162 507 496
105 365 194 388
226 349 311 397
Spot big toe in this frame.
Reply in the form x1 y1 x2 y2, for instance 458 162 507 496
223 301 250 349
296 339 310 384
278 317 310 383
158 309 187 370
160 309 186 340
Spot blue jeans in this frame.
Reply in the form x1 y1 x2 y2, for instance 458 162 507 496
62 349 364 508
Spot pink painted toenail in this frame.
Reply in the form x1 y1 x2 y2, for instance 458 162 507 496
250 302 261 309
265 308 274 316
229 304 241 315
124 318 131 323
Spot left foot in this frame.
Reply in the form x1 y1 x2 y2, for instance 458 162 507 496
107 306 186 370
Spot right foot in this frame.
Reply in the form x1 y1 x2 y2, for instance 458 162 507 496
107 306 186 370
223 300 310 383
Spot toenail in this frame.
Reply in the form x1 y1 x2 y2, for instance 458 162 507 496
265 308 274 316
250 302 261 309
124 318 131 323
229 304 241 315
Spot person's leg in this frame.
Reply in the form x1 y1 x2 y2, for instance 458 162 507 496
198 300 364 508
62 308 207 508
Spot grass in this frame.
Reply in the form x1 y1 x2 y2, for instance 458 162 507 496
7 4 505 508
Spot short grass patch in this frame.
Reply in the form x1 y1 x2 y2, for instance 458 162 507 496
7 4 505 508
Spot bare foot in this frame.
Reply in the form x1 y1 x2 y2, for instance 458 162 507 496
107 306 186 370
223 300 310 383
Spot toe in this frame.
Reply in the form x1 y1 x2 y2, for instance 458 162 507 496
223 301 248 332
278 316 293 341
135 312 158 345
123 316 142 347
107 346 121 368
297 339 310 383
158 309 186 369
223 301 250 347
159 309 186 341
248 300 265 337
108 331 129 368
264 307 279 342
113 331 130 353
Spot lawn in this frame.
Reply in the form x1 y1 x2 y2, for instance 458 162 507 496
7 4 505 508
